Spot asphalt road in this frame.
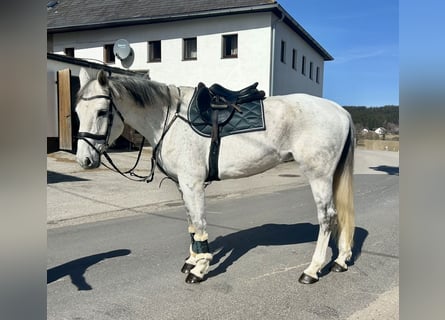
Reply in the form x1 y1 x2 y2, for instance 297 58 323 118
47 172 399 320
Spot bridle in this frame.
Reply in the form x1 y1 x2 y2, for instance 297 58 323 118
76 93 153 182
76 88 186 184
77 94 124 149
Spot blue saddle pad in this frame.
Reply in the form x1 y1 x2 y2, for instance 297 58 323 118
187 89 266 138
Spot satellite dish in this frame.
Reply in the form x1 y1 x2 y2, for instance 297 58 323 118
113 39 134 68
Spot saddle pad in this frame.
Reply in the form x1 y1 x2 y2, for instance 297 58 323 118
187 90 266 138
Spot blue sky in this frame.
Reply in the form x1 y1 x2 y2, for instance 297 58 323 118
278 0 399 107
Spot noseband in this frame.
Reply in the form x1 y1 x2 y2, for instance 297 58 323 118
77 94 124 150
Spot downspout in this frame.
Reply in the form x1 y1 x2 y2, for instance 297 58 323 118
269 11 285 96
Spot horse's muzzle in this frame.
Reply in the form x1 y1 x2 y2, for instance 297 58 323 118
77 156 100 169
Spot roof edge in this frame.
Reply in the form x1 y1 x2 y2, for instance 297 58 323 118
273 4 333 61
47 4 278 33
47 3 333 61
47 53 139 76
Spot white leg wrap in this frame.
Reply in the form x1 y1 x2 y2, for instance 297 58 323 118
185 245 198 265
190 253 213 278
188 225 196 234
193 232 209 242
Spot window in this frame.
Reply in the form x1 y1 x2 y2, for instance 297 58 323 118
222 34 238 58
280 40 286 63
183 37 197 60
292 49 297 70
64 47 74 57
316 67 320 83
301 55 306 75
148 40 161 62
309 62 314 80
103 44 115 64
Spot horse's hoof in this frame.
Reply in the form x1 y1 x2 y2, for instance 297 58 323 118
185 273 204 284
298 273 318 284
181 262 195 274
330 262 348 273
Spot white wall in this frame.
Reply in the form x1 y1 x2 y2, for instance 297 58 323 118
272 20 324 96
52 13 273 94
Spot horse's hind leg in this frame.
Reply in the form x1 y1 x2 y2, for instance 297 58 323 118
178 178 213 283
331 228 352 272
299 177 336 284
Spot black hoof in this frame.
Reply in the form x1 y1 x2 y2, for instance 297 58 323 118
330 262 348 273
181 262 195 274
185 273 204 284
298 273 319 284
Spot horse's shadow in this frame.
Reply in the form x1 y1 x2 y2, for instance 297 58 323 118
208 223 368 279
369 165 399 176
47 249 131 290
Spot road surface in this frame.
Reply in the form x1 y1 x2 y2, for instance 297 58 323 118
48 170 399 319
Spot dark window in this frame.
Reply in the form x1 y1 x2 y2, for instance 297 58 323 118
148 40 161 62
222 34 238 58
292 49 297 70
64 47 74 57
301 56 306 75
316 67 320 83
309 62 314 80
103 44 115 64
280 40 286 63
183 37 197 60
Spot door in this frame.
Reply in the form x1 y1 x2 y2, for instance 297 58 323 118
57 69 72 150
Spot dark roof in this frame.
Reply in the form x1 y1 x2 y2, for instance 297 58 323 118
47 0 276 30
47 0 333 60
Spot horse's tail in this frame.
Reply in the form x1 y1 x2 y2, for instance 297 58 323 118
333 122 355 249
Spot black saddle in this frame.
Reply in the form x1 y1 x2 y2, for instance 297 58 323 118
196 82 265 125
209 82 263 104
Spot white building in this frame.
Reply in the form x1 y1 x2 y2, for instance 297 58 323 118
47 0 332 97
375 127 387 135
47 0 333 152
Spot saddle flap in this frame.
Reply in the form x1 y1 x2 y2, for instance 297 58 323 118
195 83 212 123
195 82 234 125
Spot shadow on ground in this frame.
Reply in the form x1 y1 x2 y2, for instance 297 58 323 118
47 170 89 184
369 165 399 176
208 223 368 279
47 249 131 290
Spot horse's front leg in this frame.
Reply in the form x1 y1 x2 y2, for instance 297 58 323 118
178 178 213 283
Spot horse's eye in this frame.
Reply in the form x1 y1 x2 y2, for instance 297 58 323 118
97 110 108 117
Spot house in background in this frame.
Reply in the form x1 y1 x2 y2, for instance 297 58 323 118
47 0 333 152
374 127 387 136
47 0 333 97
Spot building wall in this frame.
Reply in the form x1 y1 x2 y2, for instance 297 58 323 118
51 13 273 94
271 19 325 96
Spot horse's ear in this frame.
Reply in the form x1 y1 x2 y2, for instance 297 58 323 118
79 67 91 87
97 69 108 86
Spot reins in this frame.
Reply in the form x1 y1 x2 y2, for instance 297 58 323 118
77 87 185 184
149 87 188 185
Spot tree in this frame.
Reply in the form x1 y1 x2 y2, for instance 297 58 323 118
343 105 398 131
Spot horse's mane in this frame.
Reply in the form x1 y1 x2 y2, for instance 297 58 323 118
76 73 174 108
109 75 173 108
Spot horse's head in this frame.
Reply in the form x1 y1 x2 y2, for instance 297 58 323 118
75 68 125 169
